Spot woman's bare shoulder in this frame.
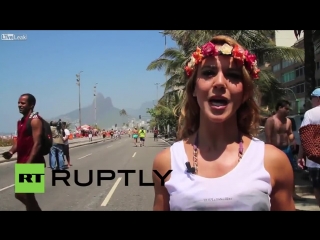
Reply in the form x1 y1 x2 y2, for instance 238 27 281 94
263 144 295 211
263 144 293 184
153 146 172 174
264 144 289 166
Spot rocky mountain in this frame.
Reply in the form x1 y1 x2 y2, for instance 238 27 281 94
125 100 155 120
51 93 154 129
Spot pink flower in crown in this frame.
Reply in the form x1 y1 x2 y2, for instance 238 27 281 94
251 67 260 79
201 42 218 57
243 51 260 79
245 53 257 66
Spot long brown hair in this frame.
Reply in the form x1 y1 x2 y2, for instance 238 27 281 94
176 35 261 140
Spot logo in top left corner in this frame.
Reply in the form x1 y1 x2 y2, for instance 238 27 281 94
1 33 27 41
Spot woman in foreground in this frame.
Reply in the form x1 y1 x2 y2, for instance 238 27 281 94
152 35 295 211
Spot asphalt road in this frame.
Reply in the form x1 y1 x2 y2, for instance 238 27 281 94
1 134 317 211
0 134 170 211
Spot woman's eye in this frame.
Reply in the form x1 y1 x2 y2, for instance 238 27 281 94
227 73 242 79
202 70 215 76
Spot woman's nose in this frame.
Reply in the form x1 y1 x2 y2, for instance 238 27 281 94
212 72 226 89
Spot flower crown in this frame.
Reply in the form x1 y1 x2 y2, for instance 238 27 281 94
184 42 260 80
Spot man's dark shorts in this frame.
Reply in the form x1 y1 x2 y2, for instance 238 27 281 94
277 145 297 170
63 144 70 159
140 137 145 141
308 168 320 189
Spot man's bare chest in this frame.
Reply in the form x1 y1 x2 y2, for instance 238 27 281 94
274 121 289 134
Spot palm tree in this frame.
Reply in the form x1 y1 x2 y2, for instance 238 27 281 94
119 109 127 128
147 30 304 112
147 99 177 131
119 109 127 116
294 30 320 110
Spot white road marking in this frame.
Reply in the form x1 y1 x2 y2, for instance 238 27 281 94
107 145 112 148
0 184 15 192
100 177 122 206
132 152 136 158
78 153 92 159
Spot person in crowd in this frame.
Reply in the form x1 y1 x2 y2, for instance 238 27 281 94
298 88 320 207
152 35 295 211
62 123 72 168
2 93 44 211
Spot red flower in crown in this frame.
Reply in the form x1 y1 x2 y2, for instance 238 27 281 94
232 45 246 61
201 42 218 57
184 65 193 77
192 47 203 63
251 71 259 79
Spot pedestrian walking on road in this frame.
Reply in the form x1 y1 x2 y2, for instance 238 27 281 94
298 88 320 207
152 35 295 211
2 93 44 211
264 100 302 201
49 120 65 170
132 127 139 147
138 127 146 147
88 130 93 142
63 123 72 168
153 128 158 141
110 129 114 140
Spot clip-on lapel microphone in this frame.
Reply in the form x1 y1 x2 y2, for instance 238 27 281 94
185 162 195 174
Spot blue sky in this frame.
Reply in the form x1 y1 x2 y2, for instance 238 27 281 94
0 30 177 133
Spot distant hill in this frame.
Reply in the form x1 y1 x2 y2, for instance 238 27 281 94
126 100 154 121
50 93 154 130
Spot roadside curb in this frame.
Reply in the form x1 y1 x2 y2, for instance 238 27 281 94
160 137 175 146
295 185 313 194
0 139 107 164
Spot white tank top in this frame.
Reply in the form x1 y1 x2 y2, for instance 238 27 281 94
165 138 272 211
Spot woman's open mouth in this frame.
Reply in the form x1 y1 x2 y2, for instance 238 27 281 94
208 97 229 110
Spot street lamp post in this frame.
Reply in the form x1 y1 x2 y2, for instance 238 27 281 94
279 87 300 114
94 83 98 127
76 71 83 127
155 82 160 102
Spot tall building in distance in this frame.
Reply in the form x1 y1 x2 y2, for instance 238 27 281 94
273 30 298 47
269 31 320 114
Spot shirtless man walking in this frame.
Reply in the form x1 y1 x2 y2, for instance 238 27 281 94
265 99 301 200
